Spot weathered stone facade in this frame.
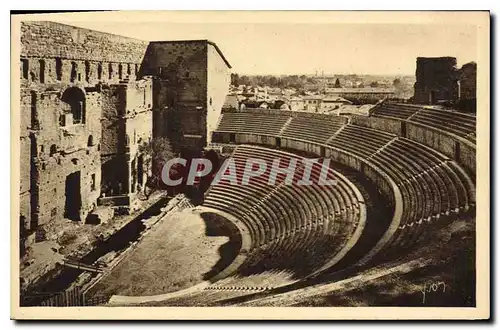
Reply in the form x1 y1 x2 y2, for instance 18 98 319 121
100 79 153 209
141 40 231 151
19 21 231 250
413 57 459 105
458 62 477 112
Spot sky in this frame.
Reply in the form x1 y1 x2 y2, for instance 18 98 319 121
54 16 478 76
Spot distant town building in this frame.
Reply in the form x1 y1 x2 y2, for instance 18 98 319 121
288 97 305 111
303 95 323 112
320 96 352 112
324 87 395 104
240 99 269 110
222 94 240 110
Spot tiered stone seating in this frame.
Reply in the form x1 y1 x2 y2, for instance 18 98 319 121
409 108 476 142
205 109 475 302
369 138 475 249
161 271 295 306
216 112 289 136
327 125 395 158
371 102 421 120
202 145 365 283
280 116 345 144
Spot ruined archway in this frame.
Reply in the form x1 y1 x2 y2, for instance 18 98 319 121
61 87 86 125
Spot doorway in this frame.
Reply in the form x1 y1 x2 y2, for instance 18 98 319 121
65 171 81 221
401 122 407 138
429 91 436 105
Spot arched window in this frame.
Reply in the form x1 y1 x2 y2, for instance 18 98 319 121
39 59 45 83
70 62 77 83
108 63 113 80
61 87 85 124
97 63 103 80
49 144 57 156
21 59 29 79
85 61 90 82
30 91 38 129
87 135 94 147
55 57 62 81
118 63 123 80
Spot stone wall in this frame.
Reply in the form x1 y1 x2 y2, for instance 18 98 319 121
144 41 231 151
413 57 459 105
18 21 231 250
458 62 477 112
144 41 208 151
206 43 231 144
351 115 476 175
350 115 402 135
21 21 147 63
30 88 102 226
100 79 153 201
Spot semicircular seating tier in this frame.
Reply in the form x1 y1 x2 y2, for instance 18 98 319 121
211 108 476 267
201 144 367 285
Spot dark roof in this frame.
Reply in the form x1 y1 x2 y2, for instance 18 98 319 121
242 100 268 108
149 39 232 69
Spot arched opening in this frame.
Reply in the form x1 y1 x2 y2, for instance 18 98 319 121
21 58 29 79
55 57 62 81
61 87 86 124
118 63 123 80
30 91 39 129
70 62 77 83
49 144 57 156
108 63 113 80
39 59 45 83
97 63 103 80
127 63 131 76
88 135 94 147
85 61 90 82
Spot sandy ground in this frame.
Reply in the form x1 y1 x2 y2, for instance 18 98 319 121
90 209 229 297
20 192 168 290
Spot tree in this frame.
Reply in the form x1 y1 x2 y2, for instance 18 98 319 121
268 76 278 87
369 81 379 88
393 78 402 88
334 78 341 88
230 73 240 86
138 137 175 198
